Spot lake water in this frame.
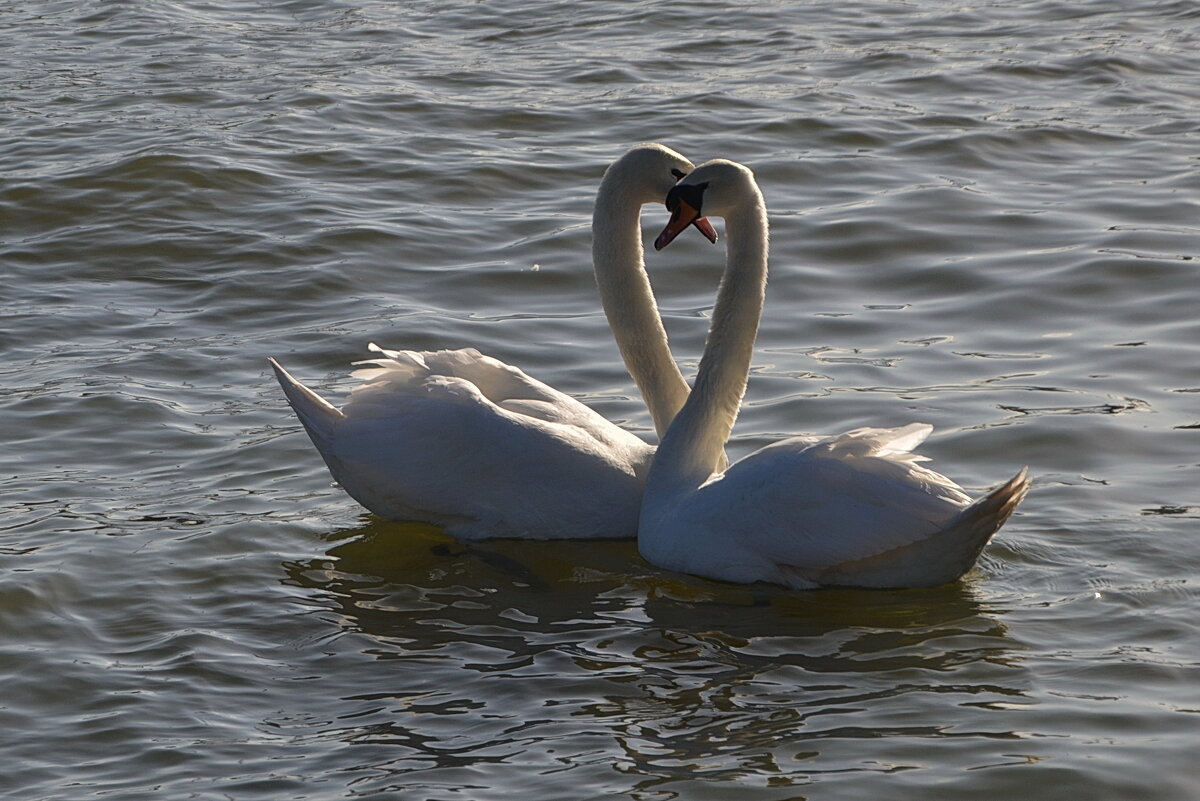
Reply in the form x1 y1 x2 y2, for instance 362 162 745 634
3 1 1198 798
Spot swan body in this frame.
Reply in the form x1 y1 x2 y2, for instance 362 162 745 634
641 160 1029 588
271 144 712 540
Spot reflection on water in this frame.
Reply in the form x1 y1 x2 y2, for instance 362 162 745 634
282 523 1032 794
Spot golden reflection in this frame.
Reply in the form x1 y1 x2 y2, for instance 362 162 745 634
284 518 1022 656
281 518 1032 791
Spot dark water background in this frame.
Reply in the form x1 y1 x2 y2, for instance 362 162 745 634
2 1 1198 798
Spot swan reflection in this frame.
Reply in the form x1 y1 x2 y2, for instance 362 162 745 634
280 520 1031 789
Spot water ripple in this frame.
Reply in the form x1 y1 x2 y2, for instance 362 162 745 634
3 0 1199 798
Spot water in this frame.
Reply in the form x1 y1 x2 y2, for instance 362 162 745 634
2 1 1198 798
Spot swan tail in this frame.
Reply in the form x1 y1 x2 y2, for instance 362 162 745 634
807 468 1030 589
269 357 345 444
932 466 1030 574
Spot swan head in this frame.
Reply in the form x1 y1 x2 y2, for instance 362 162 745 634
601 144 718 243
654 159 760 251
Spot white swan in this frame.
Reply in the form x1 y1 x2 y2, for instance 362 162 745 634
641 159 1029 588
270 144 716 540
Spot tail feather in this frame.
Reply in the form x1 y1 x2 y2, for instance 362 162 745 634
811 468 1031 589
269 357 344 445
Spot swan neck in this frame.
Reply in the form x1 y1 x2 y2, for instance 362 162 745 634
650 196 769 492
592 181 690 439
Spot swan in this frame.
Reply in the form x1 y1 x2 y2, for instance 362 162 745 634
269 143 716 540
641 159 1030 589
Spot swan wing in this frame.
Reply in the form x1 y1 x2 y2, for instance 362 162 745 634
802 467 1029 588
352 344 585 420
678 425 974 574
272 349 652 539
347 344 645 453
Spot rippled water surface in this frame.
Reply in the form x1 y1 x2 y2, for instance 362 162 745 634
3 1 1199 798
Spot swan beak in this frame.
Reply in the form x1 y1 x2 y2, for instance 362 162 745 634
693 216 719 244
654 199 714 251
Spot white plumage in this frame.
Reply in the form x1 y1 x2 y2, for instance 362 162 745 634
641 159 1029 588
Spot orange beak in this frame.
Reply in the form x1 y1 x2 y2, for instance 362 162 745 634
654 200 717 251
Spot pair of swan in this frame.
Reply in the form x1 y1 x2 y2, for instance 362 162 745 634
271 145 1028 588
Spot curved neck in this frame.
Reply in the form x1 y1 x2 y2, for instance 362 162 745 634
592 179 691 440
648 192 769 493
